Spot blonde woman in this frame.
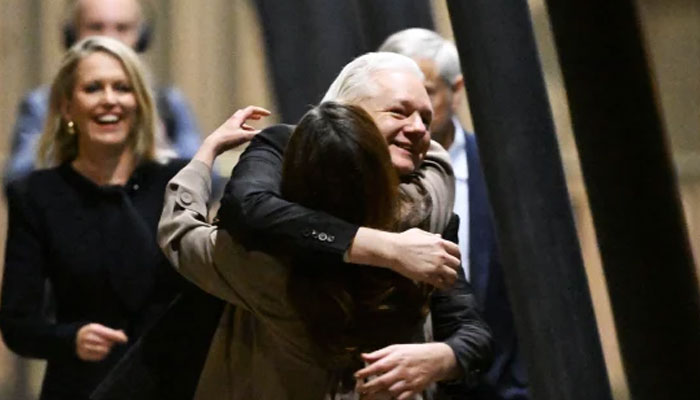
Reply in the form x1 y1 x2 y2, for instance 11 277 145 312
0 36 212 400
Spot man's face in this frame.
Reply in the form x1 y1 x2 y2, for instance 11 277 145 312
357 70 433 176
76 0 142 49
415 58 456 147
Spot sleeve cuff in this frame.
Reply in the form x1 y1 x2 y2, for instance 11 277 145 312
443 338 481 387
169 160 213 218
55 321 87 360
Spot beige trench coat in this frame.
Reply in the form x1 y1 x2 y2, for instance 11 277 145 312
157 142 455 400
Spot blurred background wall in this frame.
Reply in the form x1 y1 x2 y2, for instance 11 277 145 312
0 1 698 399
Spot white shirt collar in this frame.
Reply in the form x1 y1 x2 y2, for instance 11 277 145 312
447 117 469 180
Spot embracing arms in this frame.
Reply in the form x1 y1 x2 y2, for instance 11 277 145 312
217 125 460 288
354 215 493 400
157 107 285 307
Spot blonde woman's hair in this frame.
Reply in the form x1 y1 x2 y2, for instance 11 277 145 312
37 36 157 167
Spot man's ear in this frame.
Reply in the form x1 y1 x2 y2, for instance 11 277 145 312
451 74 465 110
452 75 465 94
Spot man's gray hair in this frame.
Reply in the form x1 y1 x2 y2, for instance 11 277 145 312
378 28 461 85
322 52 424 104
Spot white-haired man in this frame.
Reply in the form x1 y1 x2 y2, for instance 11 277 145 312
214 52 491 399
380 28 529 400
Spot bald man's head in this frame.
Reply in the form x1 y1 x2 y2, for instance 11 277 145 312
73 0 143 49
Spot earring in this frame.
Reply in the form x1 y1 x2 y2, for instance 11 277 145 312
67 120 75 135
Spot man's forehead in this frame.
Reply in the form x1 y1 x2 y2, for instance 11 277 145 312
372 68 423 84
372 71 431 107
78 0 142 22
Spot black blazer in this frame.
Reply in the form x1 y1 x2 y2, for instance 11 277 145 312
0 160 188 400
219 125 492 386
217 124 359 256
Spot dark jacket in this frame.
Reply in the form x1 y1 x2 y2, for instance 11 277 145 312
0 160 188 400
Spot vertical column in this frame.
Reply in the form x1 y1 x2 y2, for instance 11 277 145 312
252 0 435 123
544 0 700 398
355 0 434 50
445 1 613 399
253 0 365 122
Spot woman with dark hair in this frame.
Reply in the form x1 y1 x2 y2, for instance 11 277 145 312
281 103 433 377
158 101 490 399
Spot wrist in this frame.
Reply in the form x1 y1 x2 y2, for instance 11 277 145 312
381 231 400 271
193 138 219 168
346 228 396 269
431 342 459 381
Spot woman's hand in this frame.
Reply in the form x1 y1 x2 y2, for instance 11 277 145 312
75 323 128 362
194 106 271 167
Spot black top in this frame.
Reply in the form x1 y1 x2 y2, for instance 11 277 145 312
0 159 188 400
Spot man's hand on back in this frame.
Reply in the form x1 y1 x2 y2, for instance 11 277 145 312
347 227 460 289
354 343 459 400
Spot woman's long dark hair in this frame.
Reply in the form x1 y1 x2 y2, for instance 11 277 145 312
281 102 431 389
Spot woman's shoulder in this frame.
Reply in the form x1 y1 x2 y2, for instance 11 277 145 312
164 157 191 170
161 158 190 178
5 166 64 198
137 158 190 183
4 166 73 218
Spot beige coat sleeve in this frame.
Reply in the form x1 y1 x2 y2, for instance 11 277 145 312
399 140 456 234
157 160 249 305
158 160 298 322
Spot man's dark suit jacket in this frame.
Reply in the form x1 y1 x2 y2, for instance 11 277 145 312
465 134 528 400
92 125 492 399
